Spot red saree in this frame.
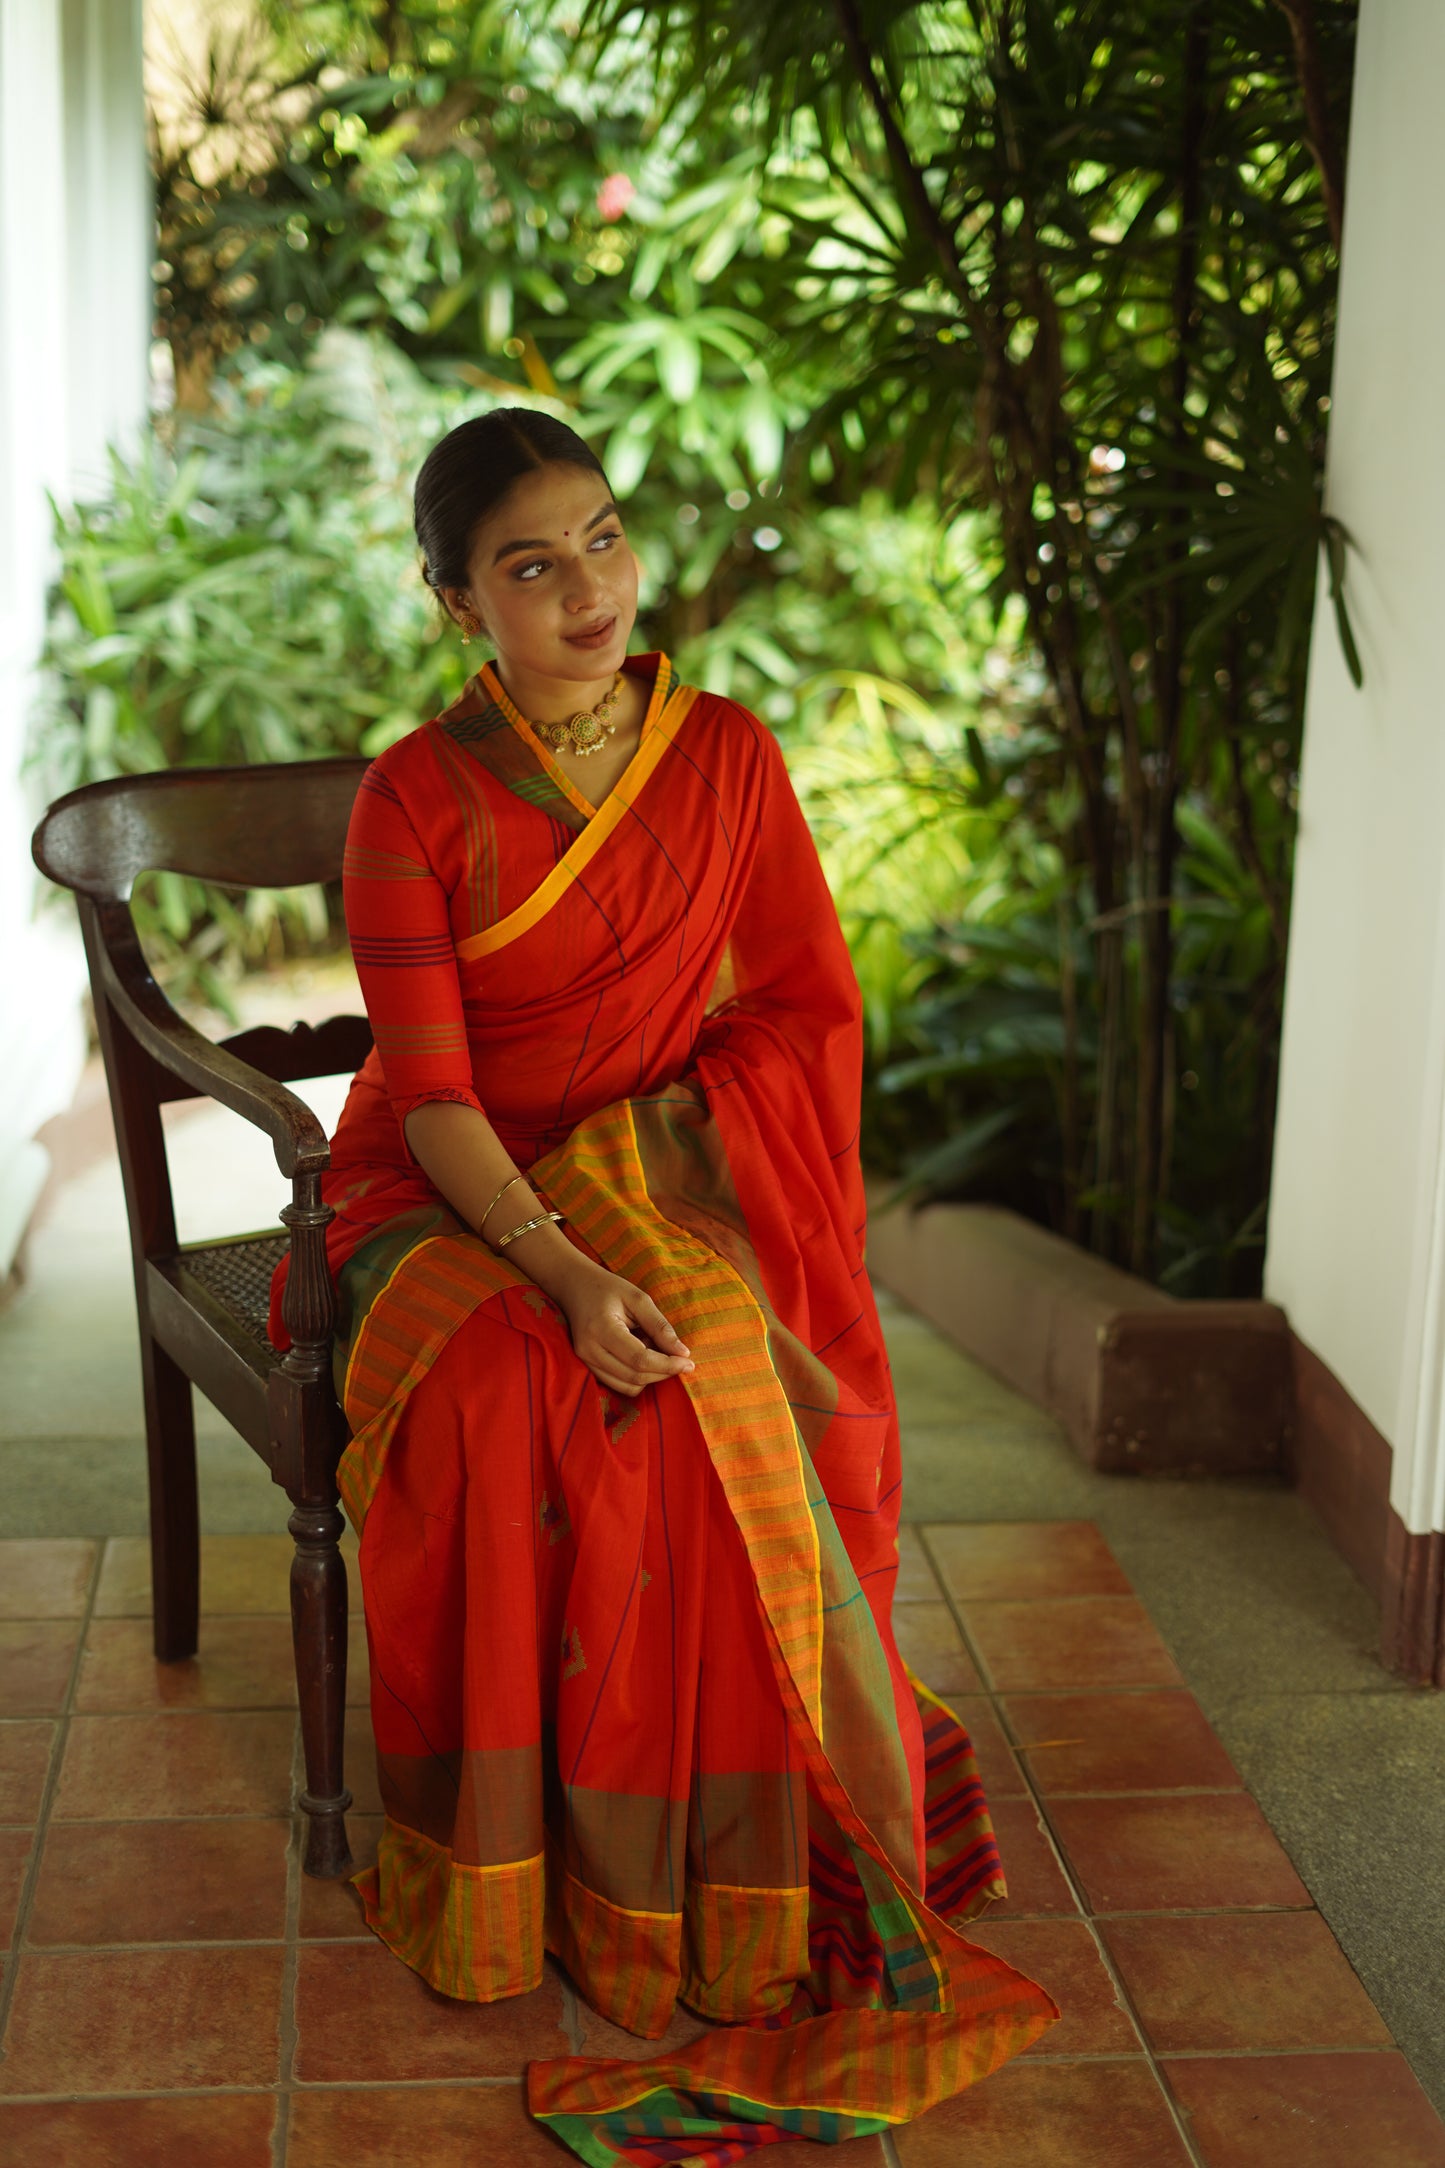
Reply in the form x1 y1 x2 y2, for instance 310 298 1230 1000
269 651 1057 2161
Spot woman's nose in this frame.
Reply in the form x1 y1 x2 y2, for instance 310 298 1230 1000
563 559 604 610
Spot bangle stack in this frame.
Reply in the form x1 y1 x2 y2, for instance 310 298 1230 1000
477 1172 527 1235
474 1169 566 1254
495 1210 565 1251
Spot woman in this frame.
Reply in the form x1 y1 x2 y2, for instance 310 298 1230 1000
270 408 1056 2163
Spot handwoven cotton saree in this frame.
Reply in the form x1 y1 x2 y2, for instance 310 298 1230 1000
269 651 1057 2163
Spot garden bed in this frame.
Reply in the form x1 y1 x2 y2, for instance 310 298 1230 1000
864 1184 1292 1479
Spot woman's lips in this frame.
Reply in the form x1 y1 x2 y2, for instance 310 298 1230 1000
564 616 617 648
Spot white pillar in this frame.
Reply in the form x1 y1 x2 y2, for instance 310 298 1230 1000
0 0 149 1274
1265 0 1445 1567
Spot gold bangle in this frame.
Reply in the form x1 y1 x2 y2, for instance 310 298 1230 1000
495 1210 565 1252
477 1172 526 1233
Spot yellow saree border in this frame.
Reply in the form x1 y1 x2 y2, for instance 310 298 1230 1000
479 650 674 821
454 674 701 964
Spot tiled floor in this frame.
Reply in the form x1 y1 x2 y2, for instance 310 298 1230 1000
1 1525 1443 2168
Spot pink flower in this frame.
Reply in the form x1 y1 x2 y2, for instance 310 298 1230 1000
596 173 635 223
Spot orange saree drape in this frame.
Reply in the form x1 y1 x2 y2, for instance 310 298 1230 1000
269 652 1057 2163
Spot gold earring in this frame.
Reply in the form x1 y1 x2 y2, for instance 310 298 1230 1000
460 612 483 645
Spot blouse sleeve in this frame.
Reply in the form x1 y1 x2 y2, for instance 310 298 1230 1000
343 762 484 1155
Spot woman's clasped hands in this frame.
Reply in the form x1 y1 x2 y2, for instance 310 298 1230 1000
550 1254 694 1400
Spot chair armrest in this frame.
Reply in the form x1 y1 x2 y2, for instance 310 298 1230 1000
92 899 333 1180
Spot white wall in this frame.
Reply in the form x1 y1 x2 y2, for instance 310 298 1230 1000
1265 0 1445 1543
0 0 150 1274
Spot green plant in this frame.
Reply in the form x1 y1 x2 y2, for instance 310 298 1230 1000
32 329 488 1009
580 0 1356 1282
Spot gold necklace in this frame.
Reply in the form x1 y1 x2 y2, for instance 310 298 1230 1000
533 672 625 759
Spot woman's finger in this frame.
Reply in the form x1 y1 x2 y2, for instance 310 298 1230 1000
627 1291 691 1357
602 1325 691 1377
589 1363 644 1398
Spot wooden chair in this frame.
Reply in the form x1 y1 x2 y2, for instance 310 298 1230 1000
32 758 371 1878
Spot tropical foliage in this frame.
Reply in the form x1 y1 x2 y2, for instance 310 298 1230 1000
35 0 1359 1291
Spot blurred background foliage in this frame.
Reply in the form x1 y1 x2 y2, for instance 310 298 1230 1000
33 0 1359 1295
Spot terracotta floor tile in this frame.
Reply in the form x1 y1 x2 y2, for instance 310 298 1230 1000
892 1603 982 1695
0 2094 278 2167
0 1622 80 1715
0 1721 55 1822
894 2056 1192 2166
0 1945 284 2092
1050 1794 1312 1914
299 1812 383 1938
761 2140 887 2165
925 1522 1132 1602
960 1597 1185 1692
286 2083 873 2168
344 1704 383 1813
955 1695 1027 1797
97 1533 276 1616
54 1709 297 1819
288 2084 576 2168
0 1827 34 1943
964 1918 1139 2057
76 1616 299 1712
0 1540 97 1619
1102 1911 1395 2053
1004 1690 1242 1795
27 1817 290 1945
1163 2052 1445 2168
79 1606 367 1713
984 1796 1079 1917
95 1530 356 1618
295 1940 571 2081
895 1525 942 1602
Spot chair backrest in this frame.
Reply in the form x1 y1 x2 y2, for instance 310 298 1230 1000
33 757 371 902
33 758 375 1100
33 761 377 1283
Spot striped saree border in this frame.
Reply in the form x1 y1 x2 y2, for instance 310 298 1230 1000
354 1819 545 2002
532 1997 1040 2152
541 1101 826 1741
454 682 701 964
337 1234 525 1528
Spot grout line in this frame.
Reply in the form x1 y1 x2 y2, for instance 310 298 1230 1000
0 2077 524 2105
272 1717 307 2168
0 1541 104 2045
913 1525 1212 2168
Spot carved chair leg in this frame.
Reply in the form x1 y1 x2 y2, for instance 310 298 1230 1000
141 1330 199 1663
289 1494 354 1879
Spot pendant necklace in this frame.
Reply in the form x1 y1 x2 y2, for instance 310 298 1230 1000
535 672 625 759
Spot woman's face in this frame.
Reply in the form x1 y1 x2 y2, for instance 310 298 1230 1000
446 462 639 686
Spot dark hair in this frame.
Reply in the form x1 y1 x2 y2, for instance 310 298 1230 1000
413 407 610 610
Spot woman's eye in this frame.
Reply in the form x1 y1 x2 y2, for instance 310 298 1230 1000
516 559 547 581
589 529 622 550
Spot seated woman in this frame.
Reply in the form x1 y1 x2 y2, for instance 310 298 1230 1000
270 408 1056 2163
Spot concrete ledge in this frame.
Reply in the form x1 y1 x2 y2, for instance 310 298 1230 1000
865 1189 1291 1476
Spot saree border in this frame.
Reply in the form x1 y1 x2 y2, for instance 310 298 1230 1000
454 678 701 964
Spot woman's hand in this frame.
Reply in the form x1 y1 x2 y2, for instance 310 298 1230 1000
550 1257 694 1399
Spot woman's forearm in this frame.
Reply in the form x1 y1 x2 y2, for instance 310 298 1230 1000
402 1100 588 1298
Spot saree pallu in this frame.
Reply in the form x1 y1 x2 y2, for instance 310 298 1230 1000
269 653 1058 2162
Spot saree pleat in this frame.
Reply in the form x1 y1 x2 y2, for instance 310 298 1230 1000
269 653 1058 2163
